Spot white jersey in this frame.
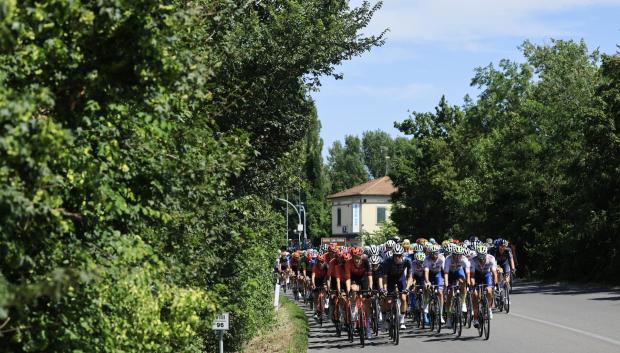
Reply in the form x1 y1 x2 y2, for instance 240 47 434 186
423 254 445 274
466 253 475 273
473 254 497 273
444 255 471 273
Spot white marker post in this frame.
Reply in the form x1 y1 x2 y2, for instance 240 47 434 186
212 313 229 353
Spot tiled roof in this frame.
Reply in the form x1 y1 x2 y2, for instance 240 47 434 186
327 176 397 199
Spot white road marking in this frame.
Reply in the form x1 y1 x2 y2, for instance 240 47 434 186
511 312 620 347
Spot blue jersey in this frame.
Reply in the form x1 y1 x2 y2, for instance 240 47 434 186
377 257 412 280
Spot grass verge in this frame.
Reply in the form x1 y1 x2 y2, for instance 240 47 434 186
238 296 308 353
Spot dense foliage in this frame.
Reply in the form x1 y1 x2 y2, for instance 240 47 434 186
0 1 383 352
390 40 620 282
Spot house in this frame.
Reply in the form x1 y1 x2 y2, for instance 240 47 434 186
327 176 397 244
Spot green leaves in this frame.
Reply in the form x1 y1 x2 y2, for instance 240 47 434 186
391 40 620 281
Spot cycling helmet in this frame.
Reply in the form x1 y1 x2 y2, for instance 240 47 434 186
463 240 471 247
369 255 382 265
363 246 370 255
385 240 396 249
393 244 405 255
351 246 364 257
378 244 386 253
494 238 504 247
476 244 488 256
414 252 425 262
321 244 329 252
402 239 411 247
453 246 465 255
392 235 401 243
342 253 352 261
424 242 435 252
312 250 318 259
385 251 393 258
369 244 379 256
328 243 337 252
305 251 312 260
335 249 344 258
429 238 437 244
419 238 428 246
412 243 424 253
292 251 301 259
441 240 450 247
430 244 441 254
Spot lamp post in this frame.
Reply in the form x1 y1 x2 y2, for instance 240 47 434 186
276 198 303 247
297 203 307 247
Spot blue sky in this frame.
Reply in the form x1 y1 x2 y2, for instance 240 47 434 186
312 0 620 157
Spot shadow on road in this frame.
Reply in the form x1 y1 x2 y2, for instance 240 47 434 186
511 281 620 300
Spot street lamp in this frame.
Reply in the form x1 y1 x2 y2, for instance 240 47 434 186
275 198 303 247
297 203 307 246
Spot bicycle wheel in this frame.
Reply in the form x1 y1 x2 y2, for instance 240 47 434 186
359 310 366 347
483 300 491 340
504 287 510 314
429 298 436 331
394 300 400 345
497 290 504 312
437 298 443 333
372 298 379 336
455 296 463 337
467 292 473 328
477 301 484 337
451 299 458 334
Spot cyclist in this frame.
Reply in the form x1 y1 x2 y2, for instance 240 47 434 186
443 245 471 327
402 239 413 255
379 244 412 329
489 238 515 287
303 250 317 299
384 239 396 259
345 246 373 340
290 251 304 299
423 244 446 324
327 249 347 326
312 253 329 320
410 251 429 325
277 249 290 286
472 244 497 328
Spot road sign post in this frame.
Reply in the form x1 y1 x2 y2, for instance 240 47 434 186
212 313 229 353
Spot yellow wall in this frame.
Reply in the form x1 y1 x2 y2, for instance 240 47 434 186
330 195 392 236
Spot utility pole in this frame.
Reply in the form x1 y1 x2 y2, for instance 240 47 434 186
285 192 289 247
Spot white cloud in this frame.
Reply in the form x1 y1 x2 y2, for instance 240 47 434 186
354 0 620 43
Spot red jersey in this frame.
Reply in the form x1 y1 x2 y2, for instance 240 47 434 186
312 262 328 279
328 258 345 280
345 257 372 279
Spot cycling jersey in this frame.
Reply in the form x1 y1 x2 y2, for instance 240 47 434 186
411 259 425 283
345 257 372 291
444 254 470 285
328 258 346 291
290 257 301 271
312 262 328 287
278 255 290 269
423 254 445 274
378 257 412 293
489 247 513 274
473 254 497 286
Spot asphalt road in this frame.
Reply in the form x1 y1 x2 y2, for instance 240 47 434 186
286 281 620 353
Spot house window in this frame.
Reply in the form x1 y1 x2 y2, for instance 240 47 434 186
377 207 386 224
337 208 342 226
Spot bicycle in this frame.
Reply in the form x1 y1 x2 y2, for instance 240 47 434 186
314 285 328 327
351 290 373 347
386 285 408 345
465 285 474 329
427 285 443 333
448 285 463 337
328 290 343 337
370 290 381 336
475 284 491 340
411 285 425 329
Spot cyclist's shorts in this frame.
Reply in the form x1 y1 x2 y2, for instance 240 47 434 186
350 275 369 291
429 272 443 287
498 261 510 275
330 277 346 292
448 268 466 285
371 275 382 291
314 277 325 288
474 271 493 286
387 275 406 294
413 274 424 285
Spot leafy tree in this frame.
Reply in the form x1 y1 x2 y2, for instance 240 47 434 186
362 130 393 178
327 135 369 194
